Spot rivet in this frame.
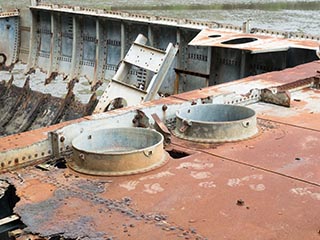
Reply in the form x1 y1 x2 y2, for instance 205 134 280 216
162 104 168 111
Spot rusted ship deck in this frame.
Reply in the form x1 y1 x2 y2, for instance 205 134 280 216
1 60 320 239
0 1 320 239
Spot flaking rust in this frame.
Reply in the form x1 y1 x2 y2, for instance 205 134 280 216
3 61 320 239
6 167 206 239
0 76 97 137
260 88 291 107
0 2 320 239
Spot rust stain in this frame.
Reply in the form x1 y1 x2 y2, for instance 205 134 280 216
0 77 97 139
4 149 319 239
0 118 86 152
17 179 56 204
1 55 320 239
190 28 320 52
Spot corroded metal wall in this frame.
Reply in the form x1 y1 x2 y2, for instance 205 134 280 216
1 61 320 239
0 11 20 71
0 78 97 137
23 4 211 94
21 4 320 96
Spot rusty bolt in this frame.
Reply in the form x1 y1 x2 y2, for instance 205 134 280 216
236 199 245 206
79 153 85 160
60 136 65 142
165 136 171 145
162 104 168 111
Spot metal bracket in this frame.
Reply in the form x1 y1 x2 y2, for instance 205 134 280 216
151 113 171 145
132 110 150 128
49 131 60 159
260 88 291 107
94 34 178 113
179 119 192 133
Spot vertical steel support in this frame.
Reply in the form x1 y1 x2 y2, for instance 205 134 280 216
12 16 20 66
148 24 154 47
120 22 125 59
69 16 78 79
25 10 38 73
146 24 154 82
92 18 101 88
174 28 181 94
92 18 106 89
69 15 81 80
46 13 59 82
145 43 178 101
100 20 108 84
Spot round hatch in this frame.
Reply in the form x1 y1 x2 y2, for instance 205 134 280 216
69 128 168 176
221 37 258 45
174 104 258 143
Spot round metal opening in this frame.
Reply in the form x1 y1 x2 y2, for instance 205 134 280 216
69 128 168 176
208 34 222 38
221 37 258 45
104 97 127 112
174 104 258 143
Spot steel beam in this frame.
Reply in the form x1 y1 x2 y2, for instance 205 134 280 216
120 22 125 59
46 13 60 83
92 18 106 89
25 10 39 73
148 24 154 47
92 18 101 87
69 16 82 81
175 28 181 94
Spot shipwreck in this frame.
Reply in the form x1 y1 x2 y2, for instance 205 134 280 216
0 1 319 239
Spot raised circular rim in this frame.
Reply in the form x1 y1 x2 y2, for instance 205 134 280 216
68 152 169 177
72 127 164 155
221 37 258 45
69 127 169 176
176 104 256 125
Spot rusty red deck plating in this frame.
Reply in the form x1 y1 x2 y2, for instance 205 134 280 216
1 61 320 239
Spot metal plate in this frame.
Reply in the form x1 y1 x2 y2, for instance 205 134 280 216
69 127 169 176
174 104 258 142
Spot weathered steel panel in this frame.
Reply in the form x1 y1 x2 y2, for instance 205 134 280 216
37 11 51 70
1 4 320 239
0 13 20 70
105 20 121 80
58 14 73 74
2 149 319 239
